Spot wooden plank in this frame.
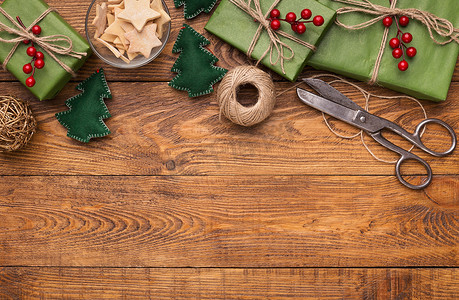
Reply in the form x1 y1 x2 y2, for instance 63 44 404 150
0 267 457 299
1 81 457 175
0 175 457 267
0 0 457 83
0 0 220 83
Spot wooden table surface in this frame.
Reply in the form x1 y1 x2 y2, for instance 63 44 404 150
1 0 458 298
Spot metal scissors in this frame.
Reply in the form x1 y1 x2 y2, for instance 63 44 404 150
297 78 457 190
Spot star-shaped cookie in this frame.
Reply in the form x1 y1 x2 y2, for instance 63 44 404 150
104 7 130 49
92 2 107 38
124 23 162 58
106 13 115 26
118 0 160 32
108 1 124 10
150 0 171 39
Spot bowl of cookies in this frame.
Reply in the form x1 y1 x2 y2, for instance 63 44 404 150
85 0 171 68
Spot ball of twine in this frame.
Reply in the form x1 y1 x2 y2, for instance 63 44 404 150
217 66 276 127
0 95 36 152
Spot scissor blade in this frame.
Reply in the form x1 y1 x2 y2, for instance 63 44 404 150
303 78 363 111
297 88 358 123
297 88 386 133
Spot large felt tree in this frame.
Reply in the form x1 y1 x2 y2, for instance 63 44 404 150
169 24 227 97
55 69 112 143
174 0 217 19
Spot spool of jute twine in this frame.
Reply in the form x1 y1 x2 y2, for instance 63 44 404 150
217 66 276 127
0 95 36 152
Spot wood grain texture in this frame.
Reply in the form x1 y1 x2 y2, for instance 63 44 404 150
1 175 457 267
0 0 457 83
0 81 457 175
0 0 457 296
0 267 457 299
0 0 232 82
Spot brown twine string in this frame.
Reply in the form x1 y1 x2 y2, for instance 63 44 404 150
0 7 87 77
217 66 276 127
308 74 427 164
229 0 317 74
0 95 36 152
333 0 459 84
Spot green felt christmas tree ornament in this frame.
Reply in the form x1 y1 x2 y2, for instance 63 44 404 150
174 0 218 19
169 24 227 97
55 68 112 143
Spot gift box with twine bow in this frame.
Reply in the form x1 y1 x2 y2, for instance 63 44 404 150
205 0 336 81
308 0 459 101
0 0 91 100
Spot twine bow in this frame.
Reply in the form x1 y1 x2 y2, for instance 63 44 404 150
229 0 317 74
0 7 87 77
333 0 459 84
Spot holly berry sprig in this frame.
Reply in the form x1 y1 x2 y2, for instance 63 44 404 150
382 14 416 71
269 9 324 34
16 16 45 87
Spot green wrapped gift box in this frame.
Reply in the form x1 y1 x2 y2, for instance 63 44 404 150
205 0 336 81
0 0 91 100
308 0 459 101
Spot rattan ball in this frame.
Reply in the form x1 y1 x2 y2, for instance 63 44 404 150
0 96 36 152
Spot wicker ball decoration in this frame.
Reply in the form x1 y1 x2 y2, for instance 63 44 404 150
0 96 36 152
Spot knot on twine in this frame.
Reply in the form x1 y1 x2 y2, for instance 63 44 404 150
217 66 276 127
0 95 36 152
229 0 317 74
0 7 87 77
333 0 459 84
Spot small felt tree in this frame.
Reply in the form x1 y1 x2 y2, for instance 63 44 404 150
174 0 217 19
169 24 227 97
55 68 112 143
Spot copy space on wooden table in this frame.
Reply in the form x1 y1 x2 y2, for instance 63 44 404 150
0 0 457 299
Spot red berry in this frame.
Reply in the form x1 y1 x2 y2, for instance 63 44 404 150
26 76 35 87
270 9 280 19
285 12 296 23
23 63 33 74
31 25 41 35
389 37 400 49
392 48 403 59
296 23 306 34
301 9 312 20
402 32 412 43
23 40 30 45
291 23 298 32
270 19 281 30
399 16 409 27
26 46 36 57
34 58 45 69
382 16 393 27
313 15 324 26
35 51 44 60
406 47 417 57
398 60 409 71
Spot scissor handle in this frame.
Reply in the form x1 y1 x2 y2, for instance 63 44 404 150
371 131 433 190
410 118 457 157
395 151 433 190
385 118 457 157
